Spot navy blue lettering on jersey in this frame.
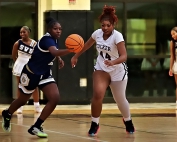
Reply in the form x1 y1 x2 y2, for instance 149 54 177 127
27 33 58 75
18 40 34 55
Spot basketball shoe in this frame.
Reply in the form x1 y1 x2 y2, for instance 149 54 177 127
2 110 12 132
28 125 48 138
123 119 135 134
88 121 100 136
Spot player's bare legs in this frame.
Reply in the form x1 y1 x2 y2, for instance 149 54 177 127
28 83 59 138
174 75 177 106
9 91 32 114
88 70 110 136
1 91 31 132
91 71 110 117
38 83 59 120
16 76 41 113
16 76 24 113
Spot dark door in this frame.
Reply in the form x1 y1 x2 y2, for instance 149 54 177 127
44 11 94 104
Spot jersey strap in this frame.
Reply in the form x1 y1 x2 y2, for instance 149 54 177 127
30 40 37 48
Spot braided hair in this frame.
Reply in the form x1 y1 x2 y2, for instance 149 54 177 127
98 5 118 25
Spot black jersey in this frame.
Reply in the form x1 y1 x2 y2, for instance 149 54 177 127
27 33 58 75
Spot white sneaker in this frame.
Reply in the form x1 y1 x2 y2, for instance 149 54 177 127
17 106 23 114
34 105 42 113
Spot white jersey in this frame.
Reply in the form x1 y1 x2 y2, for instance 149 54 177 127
12 39 36 76
17 39 36 61
92 29 128 73
172 39 177 74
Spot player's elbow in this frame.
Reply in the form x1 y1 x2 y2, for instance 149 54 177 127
12 55 16 61
48 46 59 57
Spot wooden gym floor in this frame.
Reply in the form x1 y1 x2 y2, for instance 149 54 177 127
0 103 177 142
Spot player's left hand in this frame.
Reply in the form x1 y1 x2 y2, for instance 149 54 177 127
71 56 78 68
104 60 114 67
58 57 64 69
169 69 173 76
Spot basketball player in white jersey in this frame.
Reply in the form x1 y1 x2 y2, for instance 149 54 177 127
12 26 42 113
169 27 177 105
71 5 135 136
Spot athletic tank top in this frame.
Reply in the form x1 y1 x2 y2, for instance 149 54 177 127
17 39 36 62
172 39 177 61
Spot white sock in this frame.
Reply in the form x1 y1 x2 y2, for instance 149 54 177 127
91 116 100 124
34 102 40 106
123 117 131 121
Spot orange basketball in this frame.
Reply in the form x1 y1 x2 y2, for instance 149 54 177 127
65 34 84 53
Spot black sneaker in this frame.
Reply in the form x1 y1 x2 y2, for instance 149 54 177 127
2 110 11 132
28 125 48 138
123 119 135 134
88 121 100 136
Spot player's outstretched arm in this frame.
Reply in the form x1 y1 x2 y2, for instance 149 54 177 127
71 37 95 68
49 46 74 57
74 37 95 58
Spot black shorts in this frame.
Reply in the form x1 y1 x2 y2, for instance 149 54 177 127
19 65 55 95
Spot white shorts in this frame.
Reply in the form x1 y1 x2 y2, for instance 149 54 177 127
94 62 128 81
13 59 28 76
173 62 177 74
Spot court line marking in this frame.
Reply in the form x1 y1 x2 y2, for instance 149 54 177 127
9 122 108 142
58 118 175 136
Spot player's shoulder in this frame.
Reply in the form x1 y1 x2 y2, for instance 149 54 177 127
31 38 37 42
42 33 52 40
14 39 22 46
17 39 22 43
40 33 54 43
113 30 123 37
93 29 103 34
92 29 103 39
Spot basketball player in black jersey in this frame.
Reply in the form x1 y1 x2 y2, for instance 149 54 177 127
2 18 74 138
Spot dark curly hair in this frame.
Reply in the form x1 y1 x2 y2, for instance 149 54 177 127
45 17 59 30
98 5 118 25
